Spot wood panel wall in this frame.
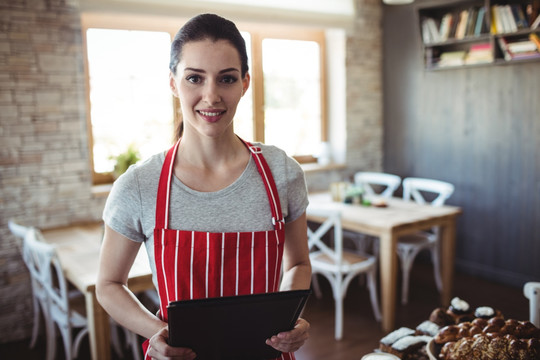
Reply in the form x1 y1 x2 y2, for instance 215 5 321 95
382 1 540 287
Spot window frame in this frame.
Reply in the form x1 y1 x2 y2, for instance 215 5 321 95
82 14 327 185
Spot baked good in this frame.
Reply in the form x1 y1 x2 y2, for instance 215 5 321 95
436 320 540 360
446 297 474 323
416 320 441 337
474 306 502 320
379 327 415 353
429 307 455 327
388 335 432 360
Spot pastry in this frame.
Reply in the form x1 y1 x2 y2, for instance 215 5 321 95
429 307 455 326
415 320 440 337
388 335 432 360
446 297 475 324
379 327 415 353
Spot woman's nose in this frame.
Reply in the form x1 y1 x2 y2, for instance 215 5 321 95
202 82 221 104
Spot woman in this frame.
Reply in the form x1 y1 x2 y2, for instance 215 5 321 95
96 13 312 360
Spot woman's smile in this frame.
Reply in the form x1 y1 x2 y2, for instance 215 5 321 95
197 109 226 123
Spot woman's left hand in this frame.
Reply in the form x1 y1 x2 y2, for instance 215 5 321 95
265 317 310 353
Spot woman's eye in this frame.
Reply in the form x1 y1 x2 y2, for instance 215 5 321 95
221 75 238 84
186 75 202 84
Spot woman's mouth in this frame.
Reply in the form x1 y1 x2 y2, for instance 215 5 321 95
197 110 225 123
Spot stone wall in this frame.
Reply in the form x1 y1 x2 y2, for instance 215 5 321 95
0 0 383 342
0 0 107 342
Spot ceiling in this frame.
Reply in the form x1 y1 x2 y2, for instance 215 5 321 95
80 0 357 28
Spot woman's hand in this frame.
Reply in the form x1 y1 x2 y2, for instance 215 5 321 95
265 317 310 353
147 327 196 360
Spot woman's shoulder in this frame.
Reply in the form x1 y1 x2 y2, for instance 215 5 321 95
111 151 165 190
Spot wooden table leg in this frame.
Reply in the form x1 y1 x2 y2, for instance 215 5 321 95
85 289 111 360
378 231 398 333
439 218 457 306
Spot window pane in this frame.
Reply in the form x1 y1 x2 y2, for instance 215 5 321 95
233 31 254 142
86 29 173 173
262 39 321 156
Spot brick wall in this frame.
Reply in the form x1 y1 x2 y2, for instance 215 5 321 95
0 0 383 342
0 0 107 342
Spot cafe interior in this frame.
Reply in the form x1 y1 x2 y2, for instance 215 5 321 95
1 0 540 359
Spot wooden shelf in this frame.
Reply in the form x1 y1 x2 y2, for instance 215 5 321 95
418 0 540 70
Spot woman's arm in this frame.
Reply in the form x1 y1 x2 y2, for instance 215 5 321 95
280 212 311 291
96 225 164 339
97 226 197 359
266 212 311 353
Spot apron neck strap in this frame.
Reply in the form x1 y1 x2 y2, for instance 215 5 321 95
155 138 285 231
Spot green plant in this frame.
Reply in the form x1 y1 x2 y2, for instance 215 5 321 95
111 144 140 178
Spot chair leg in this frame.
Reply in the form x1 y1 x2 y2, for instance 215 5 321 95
311 274 323 299
398 246 420 305
43 306 56 360
110 320 125 358
367 270 382 322
334 293 343 340
29 295 41 348
430 246 443 293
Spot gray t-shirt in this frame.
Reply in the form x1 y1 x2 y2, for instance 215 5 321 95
103 142 309 286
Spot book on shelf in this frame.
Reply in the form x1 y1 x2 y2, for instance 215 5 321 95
474 6 487 36
498 36 540 61
503 5 518 33
455 9 470 39
437 50 467 67
422 17 440 44
439 12 454 41
465 42 494 64
510 4 529 29
532 13 540 29
530 33 540 49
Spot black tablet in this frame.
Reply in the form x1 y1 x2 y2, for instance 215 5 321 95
167 289 311 360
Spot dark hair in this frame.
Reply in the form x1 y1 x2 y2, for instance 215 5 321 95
169 13 249 77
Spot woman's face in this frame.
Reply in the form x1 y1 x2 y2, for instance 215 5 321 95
170 38 250 139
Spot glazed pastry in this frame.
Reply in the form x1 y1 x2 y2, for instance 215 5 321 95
474 306 503 320
447 297 474 323
379 327 415 353
415 320 440 336
388 335 432 360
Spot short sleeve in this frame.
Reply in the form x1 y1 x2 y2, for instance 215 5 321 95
102 167 145 243
284 156 309 223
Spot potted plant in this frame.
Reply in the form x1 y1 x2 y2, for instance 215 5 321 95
111 144 140 179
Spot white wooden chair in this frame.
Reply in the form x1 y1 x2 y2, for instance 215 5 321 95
24 227 89 360
10 220 141 360
307 206 381 340
524 282 540 327
349 172 402 255
398 177 455 304
8 220 44 350
354 171 401 198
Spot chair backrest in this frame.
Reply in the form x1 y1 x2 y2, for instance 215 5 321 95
24 229 71 320
307 207 344 267
8 219 32 239
354 172 401 198
402 177 455 206
524 282 540 327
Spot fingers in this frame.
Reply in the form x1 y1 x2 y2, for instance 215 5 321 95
148 327 196 360
266 318 310 353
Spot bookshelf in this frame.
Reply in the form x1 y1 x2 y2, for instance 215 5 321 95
418 0 540 70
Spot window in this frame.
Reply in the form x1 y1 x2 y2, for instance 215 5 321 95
83 16 327 185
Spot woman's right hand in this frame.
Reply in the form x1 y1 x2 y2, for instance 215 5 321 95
147 327 196 360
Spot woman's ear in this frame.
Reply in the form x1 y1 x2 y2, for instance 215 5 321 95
241 73 250 96
169 72 179 97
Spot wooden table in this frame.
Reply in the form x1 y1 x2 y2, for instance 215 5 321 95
41 223 153 360
307 192 462 333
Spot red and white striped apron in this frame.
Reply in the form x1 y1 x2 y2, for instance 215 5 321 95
142 139 295 360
